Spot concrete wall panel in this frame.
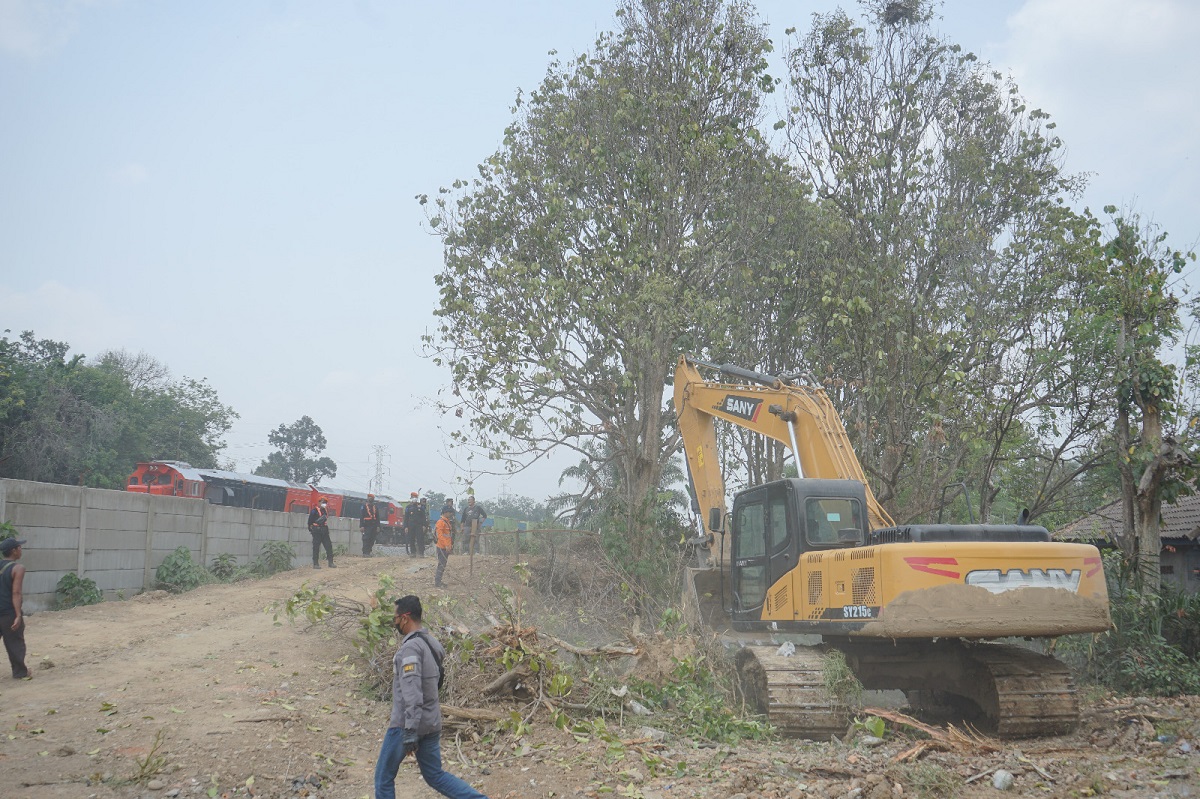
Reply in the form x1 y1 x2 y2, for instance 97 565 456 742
2 478 361 612
93 491 151 513
5 480 79 507
87 508 149 532
84 550 146 571
10 527 80 550
87 529 148 550
8 503 81 529
154 532 203 552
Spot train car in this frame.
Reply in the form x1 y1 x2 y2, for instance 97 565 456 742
283 485 345 517
127 460 207 499
128 461 294 511
128 461 377 519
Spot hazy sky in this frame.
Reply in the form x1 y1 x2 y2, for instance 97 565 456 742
2 0 1197 502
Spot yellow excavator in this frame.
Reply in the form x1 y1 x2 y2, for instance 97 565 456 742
674 356 1111 738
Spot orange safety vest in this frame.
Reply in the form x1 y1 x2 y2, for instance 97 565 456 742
436 518 453 550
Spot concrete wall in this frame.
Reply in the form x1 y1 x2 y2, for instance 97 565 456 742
0 478 361 612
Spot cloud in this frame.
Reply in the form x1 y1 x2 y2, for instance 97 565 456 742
1 280 136 356
1001 0 1200 121
1008 0 1195 57
0 0 93 59
110 162 149 186
996 0 1200 240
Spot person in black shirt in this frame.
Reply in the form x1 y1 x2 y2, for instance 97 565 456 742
307 498 335 569
361 494 380 557
460 496 487 555
403 493 428 558
0 536 30 680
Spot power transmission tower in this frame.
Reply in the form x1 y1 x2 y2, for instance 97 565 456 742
370 445 388 494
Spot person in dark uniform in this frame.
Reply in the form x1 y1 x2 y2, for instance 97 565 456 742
0 535 30 680
460 495 487 555
361 494 380 557
403 493 425 558
307 498 335 569
418 498 431 557
374 594 490 799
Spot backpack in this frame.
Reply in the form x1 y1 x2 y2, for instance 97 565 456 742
412 630 445 692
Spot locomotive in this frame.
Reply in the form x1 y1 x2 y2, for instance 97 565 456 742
125 460 406 538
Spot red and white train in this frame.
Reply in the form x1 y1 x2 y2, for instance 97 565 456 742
125 460 406 533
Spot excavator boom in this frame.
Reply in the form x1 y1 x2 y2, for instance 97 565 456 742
675 355 893 538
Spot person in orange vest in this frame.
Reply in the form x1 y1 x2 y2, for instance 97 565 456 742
433 507 454 588
360 494 380 557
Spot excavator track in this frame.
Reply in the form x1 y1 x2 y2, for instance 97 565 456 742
966 643 1079 738
847 640 1080 739
735 645 849 739
737 640 1079 740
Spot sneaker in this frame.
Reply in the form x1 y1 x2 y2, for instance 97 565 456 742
327 562 337 568
313 563 321 569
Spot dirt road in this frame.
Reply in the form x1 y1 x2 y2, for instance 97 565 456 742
2 552 1198 799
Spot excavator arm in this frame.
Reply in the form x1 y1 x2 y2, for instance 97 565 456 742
674 355 894 541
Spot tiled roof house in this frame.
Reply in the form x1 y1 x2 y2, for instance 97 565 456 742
1056 494 1200 593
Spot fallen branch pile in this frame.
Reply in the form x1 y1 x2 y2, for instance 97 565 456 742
860 707 1002 763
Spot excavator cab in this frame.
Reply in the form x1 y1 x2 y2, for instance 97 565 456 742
729 478 868 626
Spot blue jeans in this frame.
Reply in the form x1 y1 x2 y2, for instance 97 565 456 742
374 727 489 799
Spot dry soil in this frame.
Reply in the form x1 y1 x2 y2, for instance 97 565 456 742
2 550 1198 799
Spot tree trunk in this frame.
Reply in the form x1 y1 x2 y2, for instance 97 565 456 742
617 349 671 561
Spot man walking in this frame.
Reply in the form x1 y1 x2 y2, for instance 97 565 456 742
374 595 490 799
361 494 380 557
307 498 336 568
433 507 453 588
0 535 30 680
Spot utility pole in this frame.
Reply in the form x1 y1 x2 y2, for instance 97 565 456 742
371 445 388 494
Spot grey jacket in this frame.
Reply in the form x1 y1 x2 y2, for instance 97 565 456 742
388 628 445 735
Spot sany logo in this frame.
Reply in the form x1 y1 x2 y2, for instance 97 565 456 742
720 395 763 422
965 568 1082 594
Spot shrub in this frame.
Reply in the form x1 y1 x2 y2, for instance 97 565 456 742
155 546 207 593
1058 551 1200 696
254 540 295 575
56 572 102 609
209 552 239 580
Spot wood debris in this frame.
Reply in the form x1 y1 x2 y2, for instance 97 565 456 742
860 707 1002 763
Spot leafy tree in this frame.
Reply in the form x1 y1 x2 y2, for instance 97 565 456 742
773 0 1094 523
95 349 237 469
423 0 782 558
0 334 235 487
1071 210 1197 593
254 415 337 484
483 493 552 524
